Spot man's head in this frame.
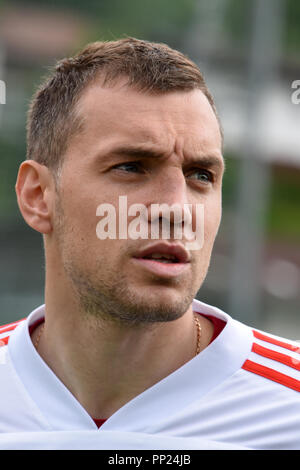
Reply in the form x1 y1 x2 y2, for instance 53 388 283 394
16 38 224 326
26 37 222 176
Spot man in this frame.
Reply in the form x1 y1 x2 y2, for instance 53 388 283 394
0 38 299 450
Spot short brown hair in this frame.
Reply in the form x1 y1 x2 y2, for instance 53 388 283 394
26 37 222 172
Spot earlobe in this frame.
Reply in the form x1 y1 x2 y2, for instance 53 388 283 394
15 160 54 234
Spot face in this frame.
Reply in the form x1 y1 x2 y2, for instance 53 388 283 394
51 82 224 325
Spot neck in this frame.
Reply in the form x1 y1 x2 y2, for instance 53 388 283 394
33 298 213 420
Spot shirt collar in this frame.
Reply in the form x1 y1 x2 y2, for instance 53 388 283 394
8 301 253 432
101 299 253 432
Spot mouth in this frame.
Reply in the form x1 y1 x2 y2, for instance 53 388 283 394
141 254 180 263
134 242 190 263
132 242 190 277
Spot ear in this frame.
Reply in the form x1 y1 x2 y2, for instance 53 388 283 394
15 160 55 234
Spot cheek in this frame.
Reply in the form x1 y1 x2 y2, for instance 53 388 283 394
67 196 102 243
203 199 222 244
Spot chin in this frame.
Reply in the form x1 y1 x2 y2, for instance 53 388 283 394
120 285 196 324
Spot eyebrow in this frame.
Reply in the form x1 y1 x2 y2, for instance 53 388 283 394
106 145 225 171
108 145 165 161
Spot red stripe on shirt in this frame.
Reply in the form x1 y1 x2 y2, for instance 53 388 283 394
252 343 300 371
0 319 25 334
253 330 300 353
242 359 300 392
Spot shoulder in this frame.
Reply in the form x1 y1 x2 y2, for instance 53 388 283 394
0 318 26 346
241 326 300 393
193 298 300 393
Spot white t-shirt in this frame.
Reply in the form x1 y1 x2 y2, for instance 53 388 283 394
0 299 299 450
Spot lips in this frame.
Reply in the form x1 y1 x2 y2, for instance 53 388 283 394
133 242 190 264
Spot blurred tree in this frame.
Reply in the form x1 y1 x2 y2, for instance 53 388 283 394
224 0 300 55
268 167 300 241
9 0 196 48
0 137 25 220
285 0 300 54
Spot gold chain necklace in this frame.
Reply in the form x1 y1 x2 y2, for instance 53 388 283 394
34 316 202 355
34 323 45 351
193 313 202 355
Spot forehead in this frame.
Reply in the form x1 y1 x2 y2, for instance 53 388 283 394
73 82 222 158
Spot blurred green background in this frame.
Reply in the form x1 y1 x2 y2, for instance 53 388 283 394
0 0 299 337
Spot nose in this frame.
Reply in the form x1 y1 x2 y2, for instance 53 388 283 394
145 168 193 234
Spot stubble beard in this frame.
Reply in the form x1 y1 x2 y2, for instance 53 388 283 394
65 264 197 327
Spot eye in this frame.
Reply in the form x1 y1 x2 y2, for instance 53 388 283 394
113 162 142 173
186 169 213 183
